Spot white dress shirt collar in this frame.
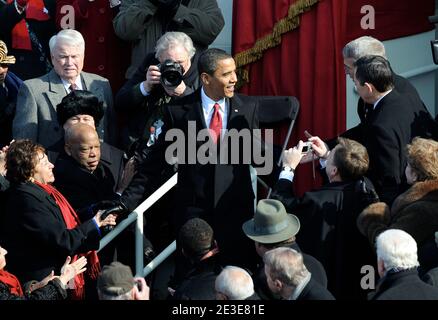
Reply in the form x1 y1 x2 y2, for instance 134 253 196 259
373 89 392 110
201 87 228 130
62 76 83 93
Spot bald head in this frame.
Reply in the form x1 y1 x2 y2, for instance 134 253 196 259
65 123 101 172
215 266 255 300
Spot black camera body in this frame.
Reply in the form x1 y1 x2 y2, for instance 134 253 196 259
159 59 184 87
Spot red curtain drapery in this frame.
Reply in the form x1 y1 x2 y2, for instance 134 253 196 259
233 0 347 195
232 0 434 196
346 0 434 42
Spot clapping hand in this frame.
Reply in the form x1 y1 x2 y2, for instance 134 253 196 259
58 256 88 288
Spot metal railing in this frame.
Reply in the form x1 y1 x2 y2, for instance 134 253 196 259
98 173 178 277
97 165 259 278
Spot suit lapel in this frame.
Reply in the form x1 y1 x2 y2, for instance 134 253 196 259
45 70 66 113
183 91 207 130
81 72 104 102
227 95 241 129
368 90 397 123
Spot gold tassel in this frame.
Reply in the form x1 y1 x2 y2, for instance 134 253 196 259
234 0 319 89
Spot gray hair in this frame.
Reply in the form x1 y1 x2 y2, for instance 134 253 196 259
215 266 255 300
155 32 196 60
342 36 386 60
376 229 420 271
49 29 85 54
97 289 133 300
263 247 309 288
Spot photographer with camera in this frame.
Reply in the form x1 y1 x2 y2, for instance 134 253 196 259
115 31 201 153
113 0 224 80
271 137 378 300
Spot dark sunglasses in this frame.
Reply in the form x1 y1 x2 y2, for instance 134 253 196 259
0 63 10 68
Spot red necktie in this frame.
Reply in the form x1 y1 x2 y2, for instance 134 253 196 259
69 83 77 92
209 103 222 144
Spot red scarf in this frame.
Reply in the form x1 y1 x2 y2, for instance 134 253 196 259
0 270 24 297
34 181 101 300
8 0 50 50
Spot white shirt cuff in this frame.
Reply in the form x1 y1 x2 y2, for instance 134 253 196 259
279 170 294 182
140 82 150 97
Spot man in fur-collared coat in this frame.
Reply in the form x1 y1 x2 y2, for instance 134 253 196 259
358 138 438 271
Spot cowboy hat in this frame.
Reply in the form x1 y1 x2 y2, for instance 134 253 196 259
242 199 300 244
0 41 16 65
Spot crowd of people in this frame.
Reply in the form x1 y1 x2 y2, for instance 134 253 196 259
1 0 438 301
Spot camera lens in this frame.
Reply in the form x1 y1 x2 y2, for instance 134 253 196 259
160 59 184 87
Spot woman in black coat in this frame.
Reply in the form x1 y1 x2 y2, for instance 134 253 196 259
0 140 116 299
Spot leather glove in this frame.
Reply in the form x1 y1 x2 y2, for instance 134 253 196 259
99 202 128 220
95 200 128 233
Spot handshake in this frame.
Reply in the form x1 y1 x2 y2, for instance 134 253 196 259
93 200 129 232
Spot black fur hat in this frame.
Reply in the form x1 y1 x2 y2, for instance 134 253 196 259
56 90 104 127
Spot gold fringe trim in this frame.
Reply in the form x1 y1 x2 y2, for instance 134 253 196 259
234 0 319 88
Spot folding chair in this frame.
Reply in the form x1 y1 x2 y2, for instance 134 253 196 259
255 96 300 198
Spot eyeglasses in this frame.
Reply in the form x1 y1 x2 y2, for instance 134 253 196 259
0 63 10 68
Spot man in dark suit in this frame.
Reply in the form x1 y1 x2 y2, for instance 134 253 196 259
369 229 438 300
171 218 221 300
119 48 261 269
342 36 437 138
0 40 22 148
346 56 431 205
271 137 377 299
53 124 143 269
49 90 126 183
53 124 132 220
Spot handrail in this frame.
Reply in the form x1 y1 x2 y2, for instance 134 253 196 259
143 240 177 277
98 172 178 277
97 211 138 251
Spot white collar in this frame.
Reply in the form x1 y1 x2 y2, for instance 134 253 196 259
61 76 83 92
201 87 225 113
373 89 392 109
